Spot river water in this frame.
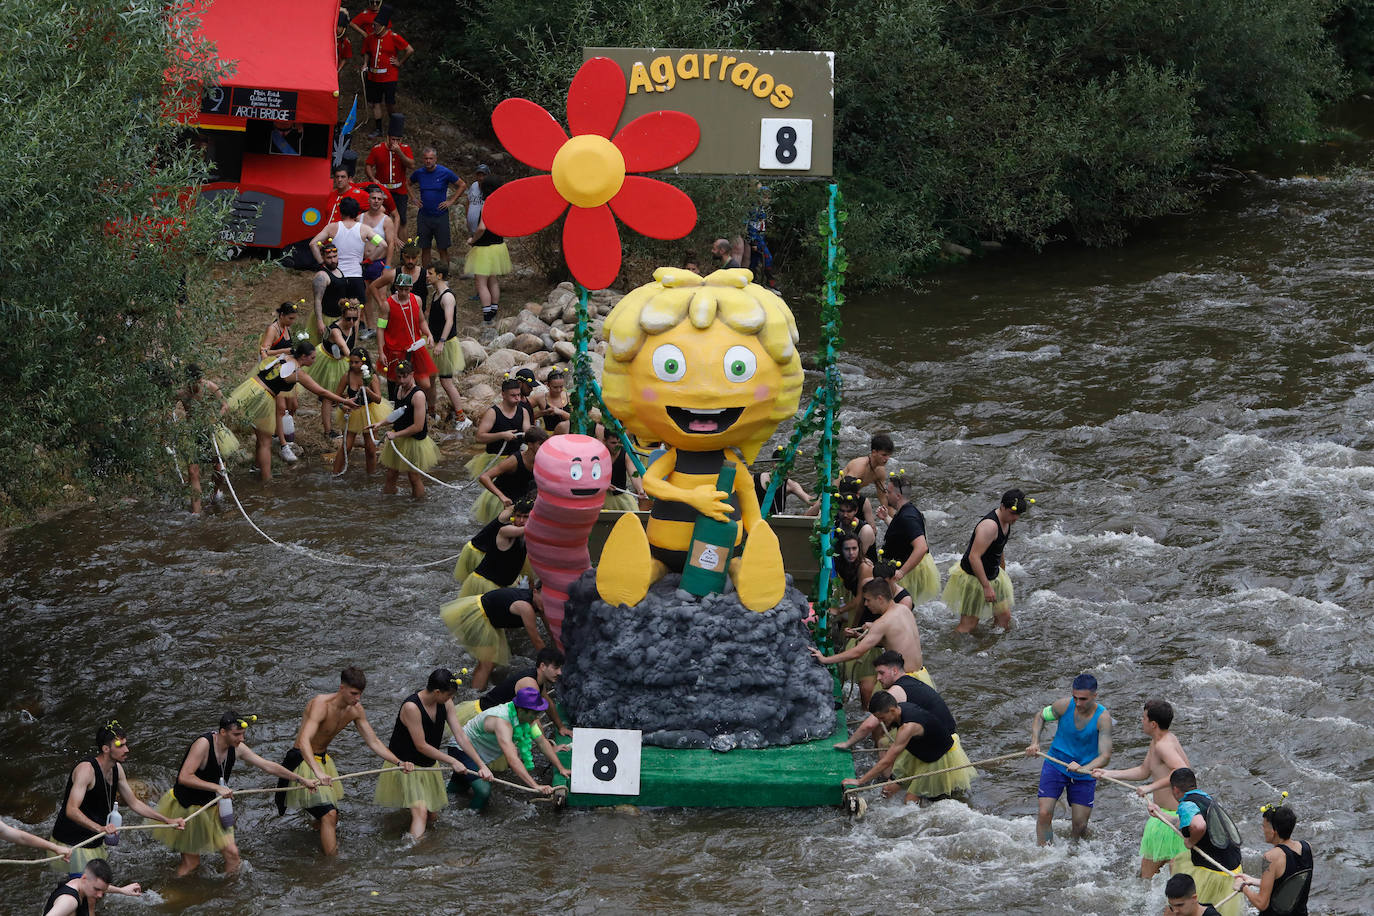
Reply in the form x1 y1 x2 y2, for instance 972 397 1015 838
5 150 1374 913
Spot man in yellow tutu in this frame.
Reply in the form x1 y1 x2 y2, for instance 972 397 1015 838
944 488 1032 633
373 359 441 498
1148 768 1245 916
374 668 492 840
833 651 949 757
843 691 974 803
809 578 930 686
881 470 940 605
276 666 415 855
156 712 320 876
451 687 569 811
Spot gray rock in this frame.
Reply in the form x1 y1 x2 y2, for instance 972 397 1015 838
554 340 576 360
458 339 487 366
480 347 525 377
490 332 516 351
512 333 544 354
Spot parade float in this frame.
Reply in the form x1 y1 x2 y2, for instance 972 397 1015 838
481 54 851 808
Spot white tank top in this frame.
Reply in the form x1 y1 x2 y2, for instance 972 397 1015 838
334 220 365 277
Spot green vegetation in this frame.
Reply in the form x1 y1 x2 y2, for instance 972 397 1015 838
0 2 230 522
412 0 1365 286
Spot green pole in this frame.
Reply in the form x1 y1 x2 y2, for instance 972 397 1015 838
571 285 591 435
813 181 846 693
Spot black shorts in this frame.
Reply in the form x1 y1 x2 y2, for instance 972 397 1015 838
365 79 397 106
344 276 367 302
389 190 408 226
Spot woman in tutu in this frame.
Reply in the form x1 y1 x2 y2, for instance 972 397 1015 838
464 174 511 322
467 377 531 478
155 712 318 876
943 489 1031 632
223 341 358 480
373 669 491 839
440 583 546 690
307 299 361 441
257 300 307 451
373 359 440 498
456 492 532 597
331 348 391 477
473 426 546 523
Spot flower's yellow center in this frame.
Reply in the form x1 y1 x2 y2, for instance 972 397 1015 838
551 135 625 208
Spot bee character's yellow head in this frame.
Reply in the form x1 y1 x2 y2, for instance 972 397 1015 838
601 267 803 461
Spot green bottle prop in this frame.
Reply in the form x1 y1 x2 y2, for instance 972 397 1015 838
680 463 739 597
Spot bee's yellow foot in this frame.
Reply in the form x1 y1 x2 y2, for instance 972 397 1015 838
596 513 657 607
732 520 786 612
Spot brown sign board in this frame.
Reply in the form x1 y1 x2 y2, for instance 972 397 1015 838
585 48 833 178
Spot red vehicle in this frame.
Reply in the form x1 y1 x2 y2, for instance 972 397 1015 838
188 0 342 249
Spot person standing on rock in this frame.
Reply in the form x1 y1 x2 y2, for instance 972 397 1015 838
464 174 511 323
424 261 466 427
530 368 570 432
409 147 465 270
467 377 532 478
943 488 1031 633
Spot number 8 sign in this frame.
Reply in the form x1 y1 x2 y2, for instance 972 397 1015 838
571 727 642 796
759 118 812 170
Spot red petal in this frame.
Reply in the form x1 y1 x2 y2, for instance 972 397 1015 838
567 57 626 138
608 177 698 240
482 176 568 238
491 98 568 171
613 112 701 172
563 206 622 290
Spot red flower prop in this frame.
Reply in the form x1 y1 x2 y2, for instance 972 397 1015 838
483 57 700 290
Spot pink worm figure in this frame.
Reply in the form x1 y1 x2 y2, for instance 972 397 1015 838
525 434 612 648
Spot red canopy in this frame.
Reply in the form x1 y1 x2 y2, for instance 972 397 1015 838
192 0 341 125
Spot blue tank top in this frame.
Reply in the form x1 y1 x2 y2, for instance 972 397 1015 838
1047 698 1104 780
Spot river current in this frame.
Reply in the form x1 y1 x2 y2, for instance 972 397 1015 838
3 156 1373 913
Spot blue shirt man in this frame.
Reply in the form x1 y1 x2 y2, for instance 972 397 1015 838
408 147 466 267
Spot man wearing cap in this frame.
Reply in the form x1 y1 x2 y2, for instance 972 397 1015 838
451 687 571 810
367 115 415 228
362 6 411 138
409 148 466 269
943 488 1032 633
1027 674 1113 846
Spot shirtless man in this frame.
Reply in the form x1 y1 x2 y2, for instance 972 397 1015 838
810 578 926 682
834 650 949 752
1093 699 1191 877
360 184 397 328
275 666 414 855
838 433 894 522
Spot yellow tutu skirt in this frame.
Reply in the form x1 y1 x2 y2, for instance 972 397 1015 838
455 699 482 726
453 541 485 582
843 636 881 684
465 452 504 477
435 337 465 377
212 423 241 460
154 789 234 854
381 435 441 473
891 733 974 799
285 755 345 811
458 571 503 599
47 838 107 874
440 593 512 665
897 554 941 605
306 351 349 394
942 565 1014 622
301 320 322 346
1172 861 1242 916
372 763 448 812
464 242 512 276
334 399 392 435
472 489 507 524
604 490 639 512
225 378 277 435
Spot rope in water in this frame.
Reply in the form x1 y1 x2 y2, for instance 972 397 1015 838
381 428 511 493
1035 752 1256 885
842 750 1028 796
0 762 553 866
213 438 463 570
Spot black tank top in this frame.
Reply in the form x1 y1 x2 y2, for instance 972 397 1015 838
493 449 534 500
173 733 236 808
755 473 788 515
320 267 349 317
267 321 291 352
473 228 504 246
610 449 628 490
323 320 355 359
959 509 1009 580
52 756 119 846
539 392 569 431
43 883 83 915
1260 841 1313 916
896 702 954 763
388 693 443 767
469 518 502 553
892 676 957 735
485 403 530 454
477 667 538 711
343 377 374 407
256 357 299 396
893 586 911 605
394 386 428 440
427 288 457 341
481 587 533 628
473 531 526 587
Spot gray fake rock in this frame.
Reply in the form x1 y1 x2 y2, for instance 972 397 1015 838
560 570 835 750
513 333 544 354
554 340 576 360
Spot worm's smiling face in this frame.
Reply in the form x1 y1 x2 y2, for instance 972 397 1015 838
532 434 613 499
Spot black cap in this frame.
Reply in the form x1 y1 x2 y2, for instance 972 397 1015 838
374 4 392 26
337 10 349 28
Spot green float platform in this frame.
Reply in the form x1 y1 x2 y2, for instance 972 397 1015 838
554 711 851 808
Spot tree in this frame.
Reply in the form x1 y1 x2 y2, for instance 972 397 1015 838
0 1 232 521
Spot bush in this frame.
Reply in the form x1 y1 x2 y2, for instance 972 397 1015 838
0 1 231 522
